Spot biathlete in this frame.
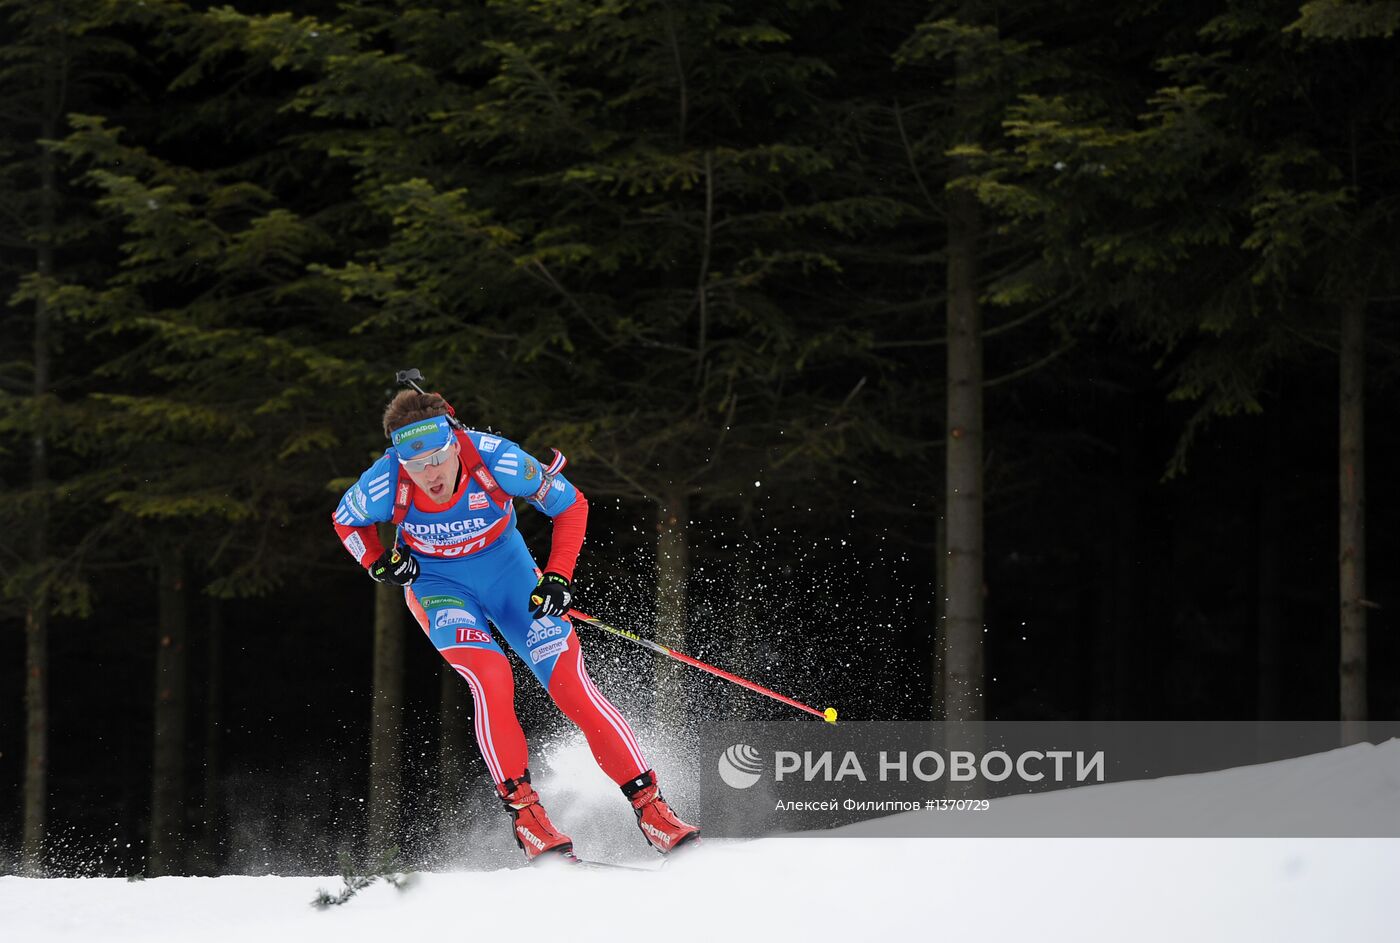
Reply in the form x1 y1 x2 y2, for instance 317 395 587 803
331 388 699 860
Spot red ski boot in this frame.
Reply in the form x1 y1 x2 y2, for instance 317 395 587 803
621 769 700 854
498 770 573 862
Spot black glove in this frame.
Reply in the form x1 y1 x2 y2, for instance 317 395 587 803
369 547 419 586
529 572 573 618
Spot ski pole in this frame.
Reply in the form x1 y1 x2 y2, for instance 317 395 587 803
567 608 838 724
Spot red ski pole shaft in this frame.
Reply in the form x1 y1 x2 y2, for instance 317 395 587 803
568 608 838 723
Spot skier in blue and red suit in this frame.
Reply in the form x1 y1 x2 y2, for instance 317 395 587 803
331 389 699 861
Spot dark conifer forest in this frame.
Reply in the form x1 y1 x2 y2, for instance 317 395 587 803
2 0 1397 875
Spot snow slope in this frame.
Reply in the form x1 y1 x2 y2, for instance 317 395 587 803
4 837 1395 943
3 740 1397 943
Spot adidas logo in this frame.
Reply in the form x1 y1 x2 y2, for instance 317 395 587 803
641 820 673 846
517 825 547 851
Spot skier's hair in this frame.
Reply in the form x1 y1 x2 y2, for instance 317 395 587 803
382 389 449 438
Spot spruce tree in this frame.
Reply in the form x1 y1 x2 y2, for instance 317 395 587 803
959 0 1400 724
46 0 374 872
887 1 1140 720
220 0 893 718
0 0 146 874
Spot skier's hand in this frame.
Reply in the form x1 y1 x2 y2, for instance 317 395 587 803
369 547 419 586
529 572 572 618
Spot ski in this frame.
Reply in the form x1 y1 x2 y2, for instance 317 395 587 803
528 848 664 873
564 853 665 873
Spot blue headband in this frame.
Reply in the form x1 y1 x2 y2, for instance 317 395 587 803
390 415 454 462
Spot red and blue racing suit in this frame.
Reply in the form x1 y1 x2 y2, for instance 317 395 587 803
331 429 648 789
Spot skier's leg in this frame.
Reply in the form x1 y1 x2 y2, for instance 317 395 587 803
403 584 527 786
479 537 650 784
482 533 700 853
524 622 698 851
544 637 699 852
406 577 572 860
544 632 650 783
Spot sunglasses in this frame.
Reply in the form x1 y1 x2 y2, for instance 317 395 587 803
400 439 457 473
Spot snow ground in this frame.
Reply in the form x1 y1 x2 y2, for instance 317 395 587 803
3 739 1397 942
3 837 1395 942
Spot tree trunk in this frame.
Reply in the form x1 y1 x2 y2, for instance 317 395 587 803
1338 299 1367 742
22 400 49 875
22 605 48 875
932 513 947 720
1109 404 1143 718
655 491 690 719
21 53 60 879
149 547 189 876
369 530 405 853
942 173 985 723
1257 399 1283 720
196 598 225 874
1093 517 1122 718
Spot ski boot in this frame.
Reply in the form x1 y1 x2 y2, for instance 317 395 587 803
621 769 700 854
498 769 573 862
